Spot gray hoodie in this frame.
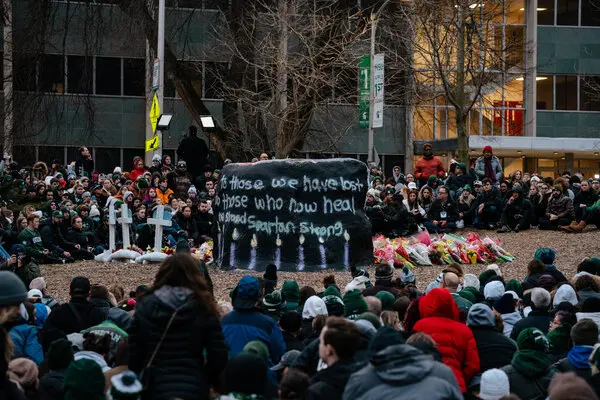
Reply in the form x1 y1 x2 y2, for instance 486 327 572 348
501 311 522 337
343 344 463 400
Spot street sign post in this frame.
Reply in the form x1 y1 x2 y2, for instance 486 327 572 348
149 92 161 134
373 53 384 128
358 56 370 129
152 58 160 90
145 135 160 152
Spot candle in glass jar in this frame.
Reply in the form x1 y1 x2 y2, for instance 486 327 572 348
249 234 258 270
298 234 305 271
275 234 282 270
319 236 326 269
229 228 239 267
344 230 350 268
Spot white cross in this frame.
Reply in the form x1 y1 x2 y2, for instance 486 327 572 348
117 204 133 249
147 205 172 252
108 203 117 251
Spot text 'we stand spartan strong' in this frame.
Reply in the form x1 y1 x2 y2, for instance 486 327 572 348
216 174 365 237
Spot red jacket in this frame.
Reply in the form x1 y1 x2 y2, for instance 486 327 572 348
415 156 445 184
413 288 480 392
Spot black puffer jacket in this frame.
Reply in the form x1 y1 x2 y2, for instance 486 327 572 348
470 326 517 372
42 297 106 336
308 360 356 400
128 286 227 400
39 370 66 400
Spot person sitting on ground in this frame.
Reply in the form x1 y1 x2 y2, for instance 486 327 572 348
362 264 401 298
423 186 459 234
474 178 503 229
493 292 522 337
554 319 599 379
511 287 553 340
498 185 532 233
522 259 548 291
533 247 568 284
540 185 575 230
0 244 41 289
441 272 472 314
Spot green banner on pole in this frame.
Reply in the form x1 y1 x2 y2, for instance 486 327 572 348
358 55 370 129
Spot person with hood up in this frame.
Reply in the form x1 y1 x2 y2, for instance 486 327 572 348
62 358 106 400
301 296 328 341
128 254 228 399
511 287 553 340
539 185 575 230
263 263 277 295
221 275 286 365
167 160 193 200
307 317 362 400
554 284 579 309
501 328 556 400
474 146 503 186
547 310 575 362
498 185 533 233
533 247 568 284
129 156 147 182
446 162 475 196
38 338 74 399
5 301 43 365
467 303 517 372
342 343 462 400
413 288 480 392
554 319 598 379
414 143 445 187
493 293 522 337
281 280 301 311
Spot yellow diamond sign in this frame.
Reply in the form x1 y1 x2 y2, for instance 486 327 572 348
145 135 160 152
149 92 161 133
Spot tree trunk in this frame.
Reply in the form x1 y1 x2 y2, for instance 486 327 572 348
455 6 469 165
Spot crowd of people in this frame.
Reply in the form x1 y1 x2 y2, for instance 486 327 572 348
2 247 600 399
366 143 600 236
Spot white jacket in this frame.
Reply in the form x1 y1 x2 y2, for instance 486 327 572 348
402 199 426 217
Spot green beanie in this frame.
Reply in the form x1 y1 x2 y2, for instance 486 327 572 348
63 359 106 400
281 280 300 310
534 248 556 265
322 285 341 298
375 291 395 311
547 322 572 356
243 340 270 364
505 279 523 299
427 175 438 185
357 312 382 329
47 339 74 371
343 289 368 319
479 270 498 291
517 328 549 352
136 178 149 189
457 288 477 304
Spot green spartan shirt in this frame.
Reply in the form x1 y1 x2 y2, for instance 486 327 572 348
17 227 45 259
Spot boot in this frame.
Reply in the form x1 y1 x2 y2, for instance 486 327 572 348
559 220 579 232
571 221 586 233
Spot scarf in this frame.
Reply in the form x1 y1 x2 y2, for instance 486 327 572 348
512 349 553 378
484 158 496 181
568 345 595 369
547 323 572 356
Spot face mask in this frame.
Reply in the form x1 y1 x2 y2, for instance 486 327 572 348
423 150 432 157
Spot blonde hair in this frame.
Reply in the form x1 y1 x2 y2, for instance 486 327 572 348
381 310 400 330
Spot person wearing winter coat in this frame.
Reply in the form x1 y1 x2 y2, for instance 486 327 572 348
413 288 480 392
445 163 474 196
423 187 460 233
474 146 503 186
467 303 517 373
540 185 575 230
501 328 556 400
342 343 462 400
554 319 598 379
511 288 553 341
474 178 503 229
574 180 599 221
38 338 74 400
6 302 43 365
498 186 533 232
129 156 147 182
493 293 522 337
307 317 362 400
414 143 445 187
129 254 228 400
222 276 286 365
0 245 41 289
588 344 600 398
534 248 568 285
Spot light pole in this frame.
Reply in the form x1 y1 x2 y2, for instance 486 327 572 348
367 0 391 164
156 0 165 158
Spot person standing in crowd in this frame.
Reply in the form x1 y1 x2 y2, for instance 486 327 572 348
414 143 445 187
129 254 227 399
167 161 193 200
75 146 94 178
129 156 147 182
475 146 503 186
177 125 209 181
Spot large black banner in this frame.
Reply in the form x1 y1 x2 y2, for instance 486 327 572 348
214 158 373 271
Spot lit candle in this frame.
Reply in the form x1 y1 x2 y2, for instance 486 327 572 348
298 234 305 271
319 236 326 269
249 234 258 270
275 234 282 270
229 228 239 268
344 230 350 269
217 224 223 263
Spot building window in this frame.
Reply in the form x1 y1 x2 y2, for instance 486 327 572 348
581 0 600 26
38 146 65 166
204 62 226 99
536 75 553 110
39 55 64 93
580 76 600 111
14 54 37 92
96 57 121 95
555 75 577 110
123 58 145 96
67 56 93 94
537 0 555 25
557 0 578 25
94 148 121 173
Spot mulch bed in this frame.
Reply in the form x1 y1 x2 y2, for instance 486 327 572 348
41 229 600 303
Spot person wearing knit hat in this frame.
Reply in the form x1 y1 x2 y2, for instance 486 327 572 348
63 358 107 400
262 290 284 321
343 289 368 320
463 274 480 291
478 369 510 400
281 280 300 311
505 279 523 299
278 311 303 352
537 274 557 292
533 248 568 284
540 185 575 230
110 371 142 400
322 289 345 317
500 328 554 400
223 353 268 399
484 281 505 302
494 293 522 337
363 264 401 297
549 372 599 400
474 145 503 186
479 269 498 291
415 142 445 187
263 263 278 295
357 312 382 329
350 265 370 279
38 339 73 399
243 340 270 365
376 291 395 311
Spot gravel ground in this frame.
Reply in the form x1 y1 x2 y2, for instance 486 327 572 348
41 229 600 303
